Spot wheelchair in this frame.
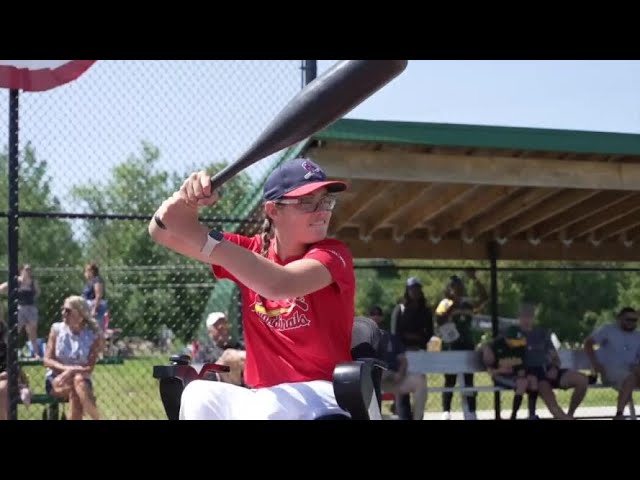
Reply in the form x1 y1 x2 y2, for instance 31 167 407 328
152 317 387 420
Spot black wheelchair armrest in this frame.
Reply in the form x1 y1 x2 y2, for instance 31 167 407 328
333 358 387 420
152 354 231 420
153 361 199 421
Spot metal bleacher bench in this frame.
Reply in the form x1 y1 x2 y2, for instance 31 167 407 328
406 349 637 419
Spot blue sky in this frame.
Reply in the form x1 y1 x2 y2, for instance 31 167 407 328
319 60 640 132
1 60 639 212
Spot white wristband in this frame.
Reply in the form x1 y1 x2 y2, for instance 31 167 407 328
200 234 221 256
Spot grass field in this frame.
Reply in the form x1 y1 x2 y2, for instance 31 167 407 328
16 358 637 419
18 356 167 420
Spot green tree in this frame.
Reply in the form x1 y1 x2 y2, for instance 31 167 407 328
0 143 82 266
1 144 83 337
509 266 621 344
71 142 257 341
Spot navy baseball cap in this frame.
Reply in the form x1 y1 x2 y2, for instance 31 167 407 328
263 157 347 201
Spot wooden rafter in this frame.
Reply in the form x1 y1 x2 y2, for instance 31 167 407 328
357 183 432 240
430 186 519 238
392 184 475 240
533 191 636 239
566 197 640 239
329 180 389 233
465 188 558 239
501 190 599 238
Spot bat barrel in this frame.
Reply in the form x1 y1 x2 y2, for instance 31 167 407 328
209 60 408 191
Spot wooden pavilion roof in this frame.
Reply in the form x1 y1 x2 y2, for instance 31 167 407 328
238 118 640 262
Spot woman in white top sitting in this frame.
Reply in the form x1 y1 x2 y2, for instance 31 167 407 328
43 295 103 420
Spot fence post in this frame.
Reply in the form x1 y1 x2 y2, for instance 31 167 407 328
488 240 501 420
302 60 317 86
7 88 20 420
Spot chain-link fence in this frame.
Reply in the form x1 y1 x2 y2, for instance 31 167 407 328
354 261 640 419
1 60 307 419
2 61 638 420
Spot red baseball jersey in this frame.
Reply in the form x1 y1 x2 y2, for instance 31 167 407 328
211 233 355 388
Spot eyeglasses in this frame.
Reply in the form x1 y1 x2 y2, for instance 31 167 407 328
275 194 337 213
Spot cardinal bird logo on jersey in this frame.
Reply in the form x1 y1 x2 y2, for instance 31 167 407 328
251 294 312 331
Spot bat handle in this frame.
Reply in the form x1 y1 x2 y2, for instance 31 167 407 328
209 160 244 192
154 169 232 231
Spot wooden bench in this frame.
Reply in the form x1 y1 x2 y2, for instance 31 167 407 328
405 349 637 419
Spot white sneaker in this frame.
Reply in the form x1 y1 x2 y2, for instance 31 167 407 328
441 411 451 420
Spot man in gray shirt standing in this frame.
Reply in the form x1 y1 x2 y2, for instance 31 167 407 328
520 303 588 419
584 307 640 419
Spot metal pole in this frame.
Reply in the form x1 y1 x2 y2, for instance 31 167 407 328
7 88 20 420
488 240 500 420
303 60 317 86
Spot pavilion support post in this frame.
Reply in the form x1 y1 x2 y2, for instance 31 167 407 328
488 240 501 420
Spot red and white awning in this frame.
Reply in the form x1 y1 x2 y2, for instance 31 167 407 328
0 60 96 92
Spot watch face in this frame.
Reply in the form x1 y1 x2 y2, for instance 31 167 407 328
209 229 224 241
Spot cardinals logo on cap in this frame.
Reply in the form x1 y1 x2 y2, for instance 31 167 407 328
301 160 323 180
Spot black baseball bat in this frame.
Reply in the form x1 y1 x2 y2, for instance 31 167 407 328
155 60 408 229
210 60 408 190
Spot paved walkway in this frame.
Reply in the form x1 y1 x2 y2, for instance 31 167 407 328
418 405 633 420
383 405 636 420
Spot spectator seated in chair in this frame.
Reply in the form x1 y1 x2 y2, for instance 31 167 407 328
195 311 246 387
43 296 103 420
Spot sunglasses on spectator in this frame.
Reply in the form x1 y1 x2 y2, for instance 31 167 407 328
275 194 337 213
622 316 638 322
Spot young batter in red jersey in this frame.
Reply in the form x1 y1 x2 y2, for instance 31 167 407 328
149 157 355 419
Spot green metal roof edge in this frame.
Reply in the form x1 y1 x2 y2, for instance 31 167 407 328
312 118 640 156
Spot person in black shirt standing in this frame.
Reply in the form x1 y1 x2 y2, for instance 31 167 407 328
435 268 487 420
391 277 434 351
390 278 433 420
